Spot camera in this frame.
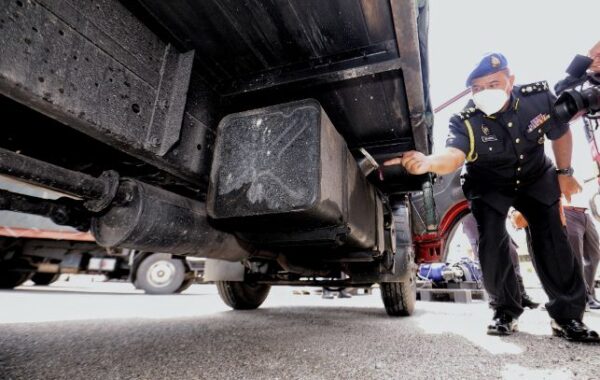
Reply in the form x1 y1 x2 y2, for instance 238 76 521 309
554 74 600 123
554 54 600 123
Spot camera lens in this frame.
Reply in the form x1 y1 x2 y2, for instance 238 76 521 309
583 86 600 114
554 90 583 123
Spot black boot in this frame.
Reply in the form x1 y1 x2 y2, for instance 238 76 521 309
338 289 352 298
551 319 600 343
487 311 518 336
521 293 540 309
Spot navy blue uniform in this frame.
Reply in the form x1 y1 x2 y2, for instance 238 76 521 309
446 82 586 320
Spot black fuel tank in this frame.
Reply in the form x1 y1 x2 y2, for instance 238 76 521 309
207 99 384 251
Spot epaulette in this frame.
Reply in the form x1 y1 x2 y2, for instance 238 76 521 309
519 81 549 96
457 107 478 121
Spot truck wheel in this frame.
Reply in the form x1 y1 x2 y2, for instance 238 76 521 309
0 270 32 289
31 273 60 286
135 253 186 294
175 277 195 294
380 275 417 317
216 281 271 310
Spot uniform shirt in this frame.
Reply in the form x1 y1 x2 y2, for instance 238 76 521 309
446 82 569 213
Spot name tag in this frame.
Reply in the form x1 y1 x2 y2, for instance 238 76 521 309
481 135 499 143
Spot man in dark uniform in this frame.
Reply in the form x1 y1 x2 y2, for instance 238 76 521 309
385 52 599 342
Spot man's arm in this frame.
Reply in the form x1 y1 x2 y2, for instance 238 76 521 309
385 114 468 175
383 147 466 175
551 129 582 202
552 129 573 170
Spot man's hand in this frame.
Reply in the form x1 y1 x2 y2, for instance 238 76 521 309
589 40 600 73
558 175 583 203
384 147 465 176
510 210 529 229
384 151 431 175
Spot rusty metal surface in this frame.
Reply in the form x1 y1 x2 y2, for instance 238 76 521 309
134 0 432 181
0 0 432 192
0 0 212 183
135 0 399 90
390 0 430 154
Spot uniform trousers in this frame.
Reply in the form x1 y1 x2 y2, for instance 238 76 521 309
470 194 586 320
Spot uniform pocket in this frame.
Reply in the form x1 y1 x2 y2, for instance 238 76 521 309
525 125 547 144
475 139 504 156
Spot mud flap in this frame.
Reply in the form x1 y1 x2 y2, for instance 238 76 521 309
204 259 245 282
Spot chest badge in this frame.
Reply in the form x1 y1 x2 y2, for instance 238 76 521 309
480 124 498 142
527 113 550 133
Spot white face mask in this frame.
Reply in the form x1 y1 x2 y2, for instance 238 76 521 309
472 89 509 116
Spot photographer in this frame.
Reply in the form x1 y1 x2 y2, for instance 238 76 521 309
385 51 599 342
554 40 600 119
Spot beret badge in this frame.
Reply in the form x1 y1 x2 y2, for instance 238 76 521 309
491 56 501 68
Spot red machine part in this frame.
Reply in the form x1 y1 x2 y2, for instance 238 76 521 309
412 200 469 263
0 227 94 241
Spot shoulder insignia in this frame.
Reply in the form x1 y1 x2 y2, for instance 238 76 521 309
457 107 478 121
519 81 549 96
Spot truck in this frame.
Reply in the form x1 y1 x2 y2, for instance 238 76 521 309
0 176 204 293
0 0 436 316
0 234 205 294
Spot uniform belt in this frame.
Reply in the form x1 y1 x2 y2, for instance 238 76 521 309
563 205 587 213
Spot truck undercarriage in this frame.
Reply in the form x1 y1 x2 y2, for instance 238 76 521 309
0 0 435 315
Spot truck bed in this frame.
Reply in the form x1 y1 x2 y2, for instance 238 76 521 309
0 0 432 194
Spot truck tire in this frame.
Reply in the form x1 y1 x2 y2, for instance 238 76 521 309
380 198 417 316
216 281 271 310
175 277 195 294
0 270 32 289
31 273 60 286
135 253 186 294
380 275 417 317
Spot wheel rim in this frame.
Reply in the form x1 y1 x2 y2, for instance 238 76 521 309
146 260 176 288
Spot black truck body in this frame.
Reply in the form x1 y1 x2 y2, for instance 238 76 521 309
0 0 434 315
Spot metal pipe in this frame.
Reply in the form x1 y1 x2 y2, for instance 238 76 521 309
434 88 471 114
421 174 438 231
0 189 91 231
0 147 107 200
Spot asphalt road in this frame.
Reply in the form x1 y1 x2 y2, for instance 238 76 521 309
2 278 600 380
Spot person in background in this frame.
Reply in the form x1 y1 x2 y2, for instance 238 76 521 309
510 204 600 310
322 287 352 299
563 206 600 309
590 41 600 71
